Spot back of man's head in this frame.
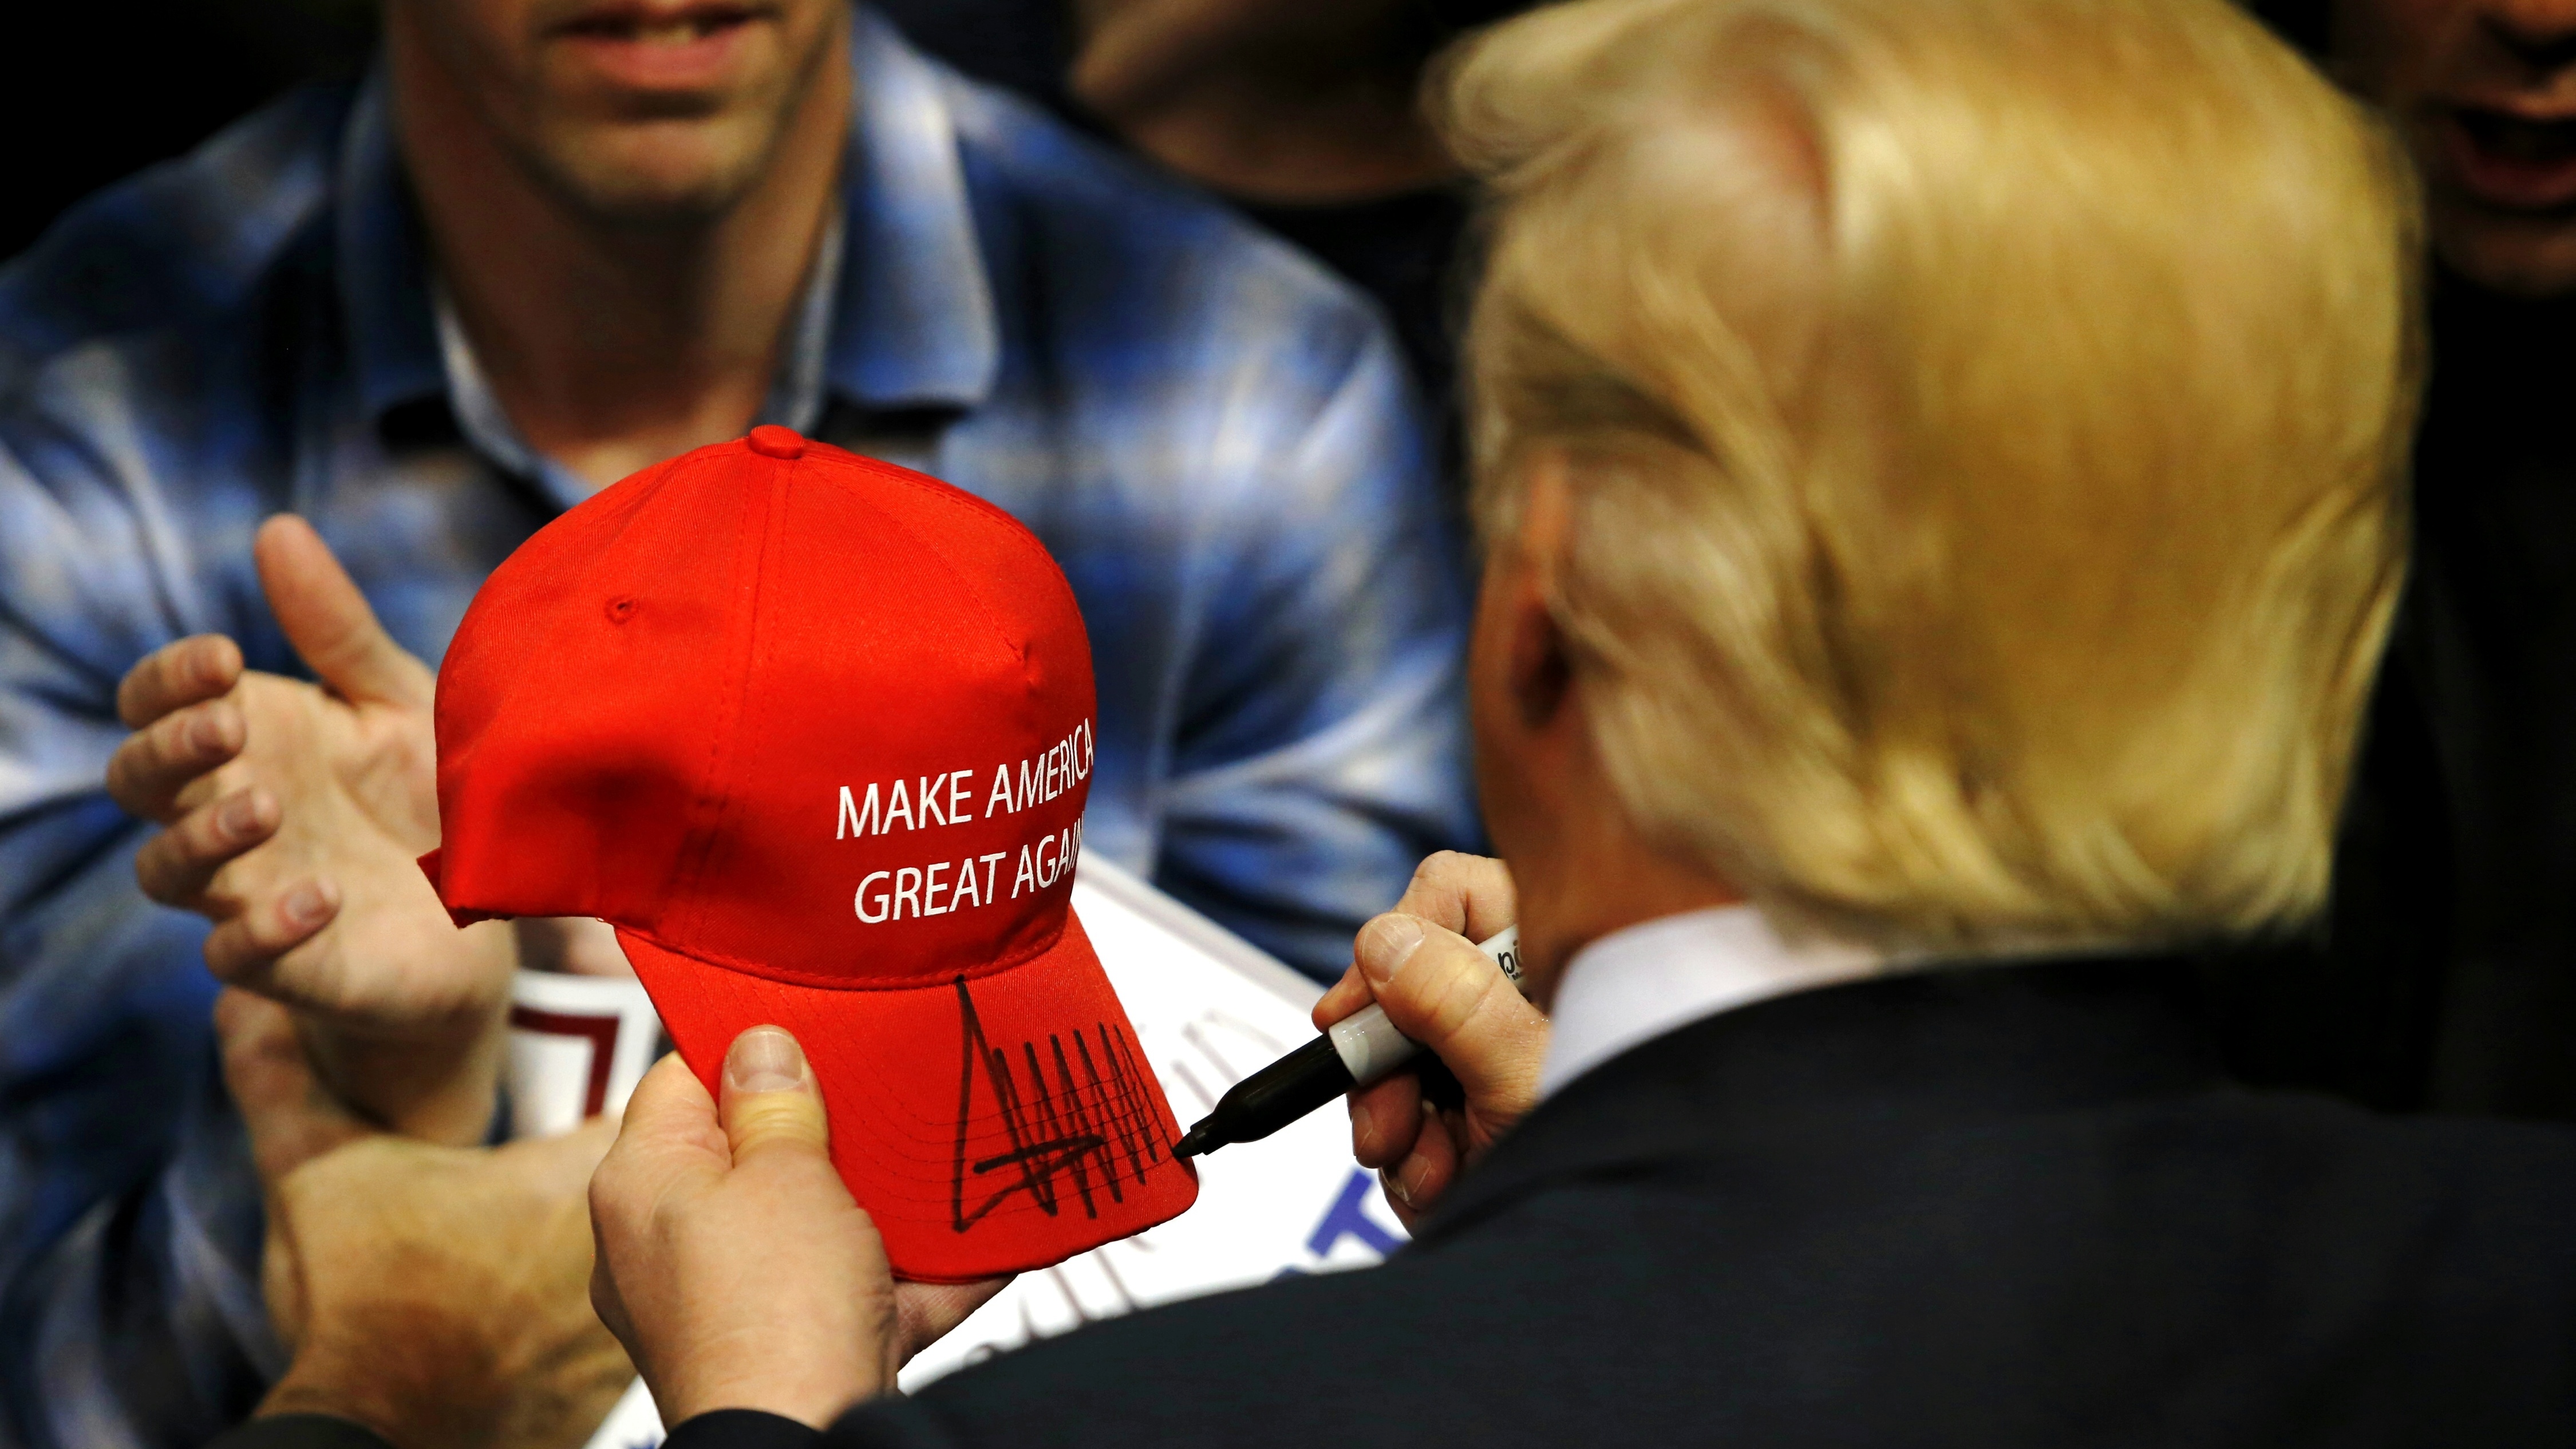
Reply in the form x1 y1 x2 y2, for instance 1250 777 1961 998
1444 0 2421 954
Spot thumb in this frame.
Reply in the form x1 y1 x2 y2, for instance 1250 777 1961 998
1353 913 1549 1112
720 1026 832 1166
254 514 434 709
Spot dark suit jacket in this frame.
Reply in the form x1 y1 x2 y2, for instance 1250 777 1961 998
648 953 2576 1449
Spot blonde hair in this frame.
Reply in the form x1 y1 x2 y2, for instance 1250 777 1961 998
1443 0 2421 950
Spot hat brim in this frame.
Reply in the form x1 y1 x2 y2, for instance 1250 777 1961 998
618 909 1199 1282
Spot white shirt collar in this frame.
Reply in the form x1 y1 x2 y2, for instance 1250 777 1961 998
1536 905 1886 1100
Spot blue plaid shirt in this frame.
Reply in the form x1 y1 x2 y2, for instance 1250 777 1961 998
0 11 1472 1444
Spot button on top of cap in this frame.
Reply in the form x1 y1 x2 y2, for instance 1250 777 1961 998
746 425 807 459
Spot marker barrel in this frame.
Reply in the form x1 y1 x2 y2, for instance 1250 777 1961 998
1326 1002 1419 1083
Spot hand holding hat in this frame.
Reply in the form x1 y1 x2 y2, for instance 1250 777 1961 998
591 1026 1009 1427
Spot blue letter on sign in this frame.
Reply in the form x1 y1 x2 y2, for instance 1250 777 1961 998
1305 1168 1404 1260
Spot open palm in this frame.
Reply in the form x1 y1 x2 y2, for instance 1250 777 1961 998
109 516 515 1142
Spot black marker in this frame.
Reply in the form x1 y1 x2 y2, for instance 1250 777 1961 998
1173 927 1522 1158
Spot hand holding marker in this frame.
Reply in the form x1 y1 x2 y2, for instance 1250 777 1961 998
1173 927 1523 1158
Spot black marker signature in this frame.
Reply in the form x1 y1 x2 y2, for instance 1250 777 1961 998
950 975 1177 1233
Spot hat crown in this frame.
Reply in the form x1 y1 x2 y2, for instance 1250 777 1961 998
431 435 1096 988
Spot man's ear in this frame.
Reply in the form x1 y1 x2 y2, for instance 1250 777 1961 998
1505 579 1574 731
1506 455 1578 731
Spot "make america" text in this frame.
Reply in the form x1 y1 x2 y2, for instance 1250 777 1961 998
835 720 1095 839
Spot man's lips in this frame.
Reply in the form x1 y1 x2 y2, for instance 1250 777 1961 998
2442 105 2576 211
551 2 775 90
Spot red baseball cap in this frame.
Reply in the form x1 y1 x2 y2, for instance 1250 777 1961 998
420 425 1198 1281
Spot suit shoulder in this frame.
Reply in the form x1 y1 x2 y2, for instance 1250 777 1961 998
2217 1089 2576 1255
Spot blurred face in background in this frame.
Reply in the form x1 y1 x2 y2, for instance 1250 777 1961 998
2338 0 2576 294
385 0 849 221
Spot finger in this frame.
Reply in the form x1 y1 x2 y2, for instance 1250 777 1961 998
105 698 244 820
590 1053 726 1355
605 1051 730 1174
133 787 278 907
1352 911 1548 1112
1313 962 1374 1030
1379 1100 1461 1230
1316 852 1519 1032
215 988 372 1184
719 1025 832 1166
117 634 244 729
1348 1070 1424 1171
255 514 434 709
1389 851 1519 943
590 1055 722 1226
892 1277 1011 1366
202 878 340 990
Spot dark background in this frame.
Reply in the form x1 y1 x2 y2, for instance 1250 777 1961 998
0 0 2335 264
5 1 378 259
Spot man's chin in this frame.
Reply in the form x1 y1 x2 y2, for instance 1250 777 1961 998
527 121 779 224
